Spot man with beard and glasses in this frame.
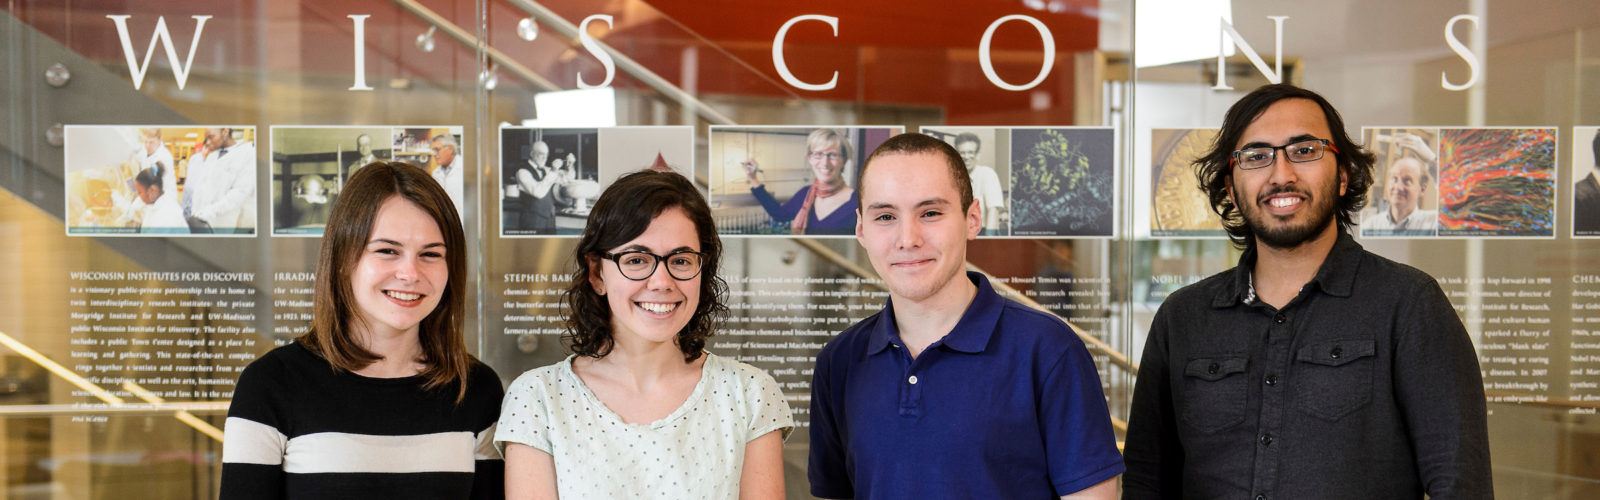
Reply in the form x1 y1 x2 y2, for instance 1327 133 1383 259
1122 84 1491 499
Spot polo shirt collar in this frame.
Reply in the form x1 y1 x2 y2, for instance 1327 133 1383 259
867 271 1004 355
1212 228 1364 307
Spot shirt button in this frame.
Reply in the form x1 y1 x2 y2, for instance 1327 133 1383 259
1259 433 1273 446
1256 495 1266 500
1331 347 1344 359
908 375 919 385
1265 374 1279 386
1273 313 1286 324
1207 362 1220 374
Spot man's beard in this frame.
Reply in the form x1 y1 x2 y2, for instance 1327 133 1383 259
1237 182 1339 250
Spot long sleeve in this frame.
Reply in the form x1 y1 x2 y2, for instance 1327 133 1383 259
1393 278 1492 499
750 184 806 222
1122 308 1182 499
196 146 256 225
220 359 288 500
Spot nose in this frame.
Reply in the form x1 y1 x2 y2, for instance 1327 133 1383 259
1266 150 1298 186
896 216 923 250
394 256 419 282
645 258 676 289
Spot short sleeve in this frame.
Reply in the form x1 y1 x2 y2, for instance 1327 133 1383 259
1039 338 1126 495
494 371 554 455
740 365 795 442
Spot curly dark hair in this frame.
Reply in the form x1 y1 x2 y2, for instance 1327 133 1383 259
1194 84 1376 248
563 170 727 362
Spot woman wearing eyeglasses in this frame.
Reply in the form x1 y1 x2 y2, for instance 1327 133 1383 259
742 128 858 235
497 170 793 499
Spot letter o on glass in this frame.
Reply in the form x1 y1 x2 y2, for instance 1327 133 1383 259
979 15 1055 92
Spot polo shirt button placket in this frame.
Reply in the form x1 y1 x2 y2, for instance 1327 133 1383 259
908 375 918 385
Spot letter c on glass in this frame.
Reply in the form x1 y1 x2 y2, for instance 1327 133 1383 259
773 15 839 91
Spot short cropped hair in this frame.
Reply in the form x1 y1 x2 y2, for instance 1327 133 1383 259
859 133 974 212
955 132 981 150
431 133 458 149
298 161 473 402
1194 84 1375 248
565 170 727 363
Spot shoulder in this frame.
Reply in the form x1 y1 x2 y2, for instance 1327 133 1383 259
706 353 779 388
504 358 572 398
238 342 322 383
993 298 1088 355
816 309 886 363
1356 248 1439 290
1161 268 1235 311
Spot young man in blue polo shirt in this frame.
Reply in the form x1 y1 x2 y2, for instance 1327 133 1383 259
807 133 1123 499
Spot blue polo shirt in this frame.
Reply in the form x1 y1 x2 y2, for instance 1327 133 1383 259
808 271 1124 499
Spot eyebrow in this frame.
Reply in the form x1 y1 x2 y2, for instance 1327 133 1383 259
1239 134 1321 149
617 244 697 253
369 238 446 250
865 198 952 211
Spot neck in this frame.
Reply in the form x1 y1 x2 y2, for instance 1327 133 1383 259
353 324 424 378
1388 204 1414 222
890 273 978 357
1251 223 1339 308
592 332 695 391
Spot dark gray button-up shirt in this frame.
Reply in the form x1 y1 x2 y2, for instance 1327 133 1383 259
1123 230 1492 499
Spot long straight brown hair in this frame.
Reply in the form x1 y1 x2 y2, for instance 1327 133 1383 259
297 161 472 402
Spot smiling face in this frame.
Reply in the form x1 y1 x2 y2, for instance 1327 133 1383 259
809 141 845 185
348 196 448 341
857 151 981 304
1384 157 1426 219
1227 98 1346 250
955 140 980 171
590 206 702 347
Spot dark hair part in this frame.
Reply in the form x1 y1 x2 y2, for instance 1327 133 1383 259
1194 84 1375 248
859 133 975 213
135 164 164 192
954 132 981 149
564 170 727 362
297 161 473 402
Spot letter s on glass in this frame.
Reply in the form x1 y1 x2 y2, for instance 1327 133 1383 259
578 15 617 89
1442 14 1481 91
772 15 839 91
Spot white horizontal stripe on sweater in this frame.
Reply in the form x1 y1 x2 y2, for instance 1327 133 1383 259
283 431 477 474
222 417 288 465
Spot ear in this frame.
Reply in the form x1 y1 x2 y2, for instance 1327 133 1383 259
586 254 606 295
1225 174 1236 206
854 210 866 245
965 198 982 240
1339 167 1349 196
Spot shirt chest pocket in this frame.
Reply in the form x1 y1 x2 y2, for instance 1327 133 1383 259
1180 356 1249 433
1293 339 1376 421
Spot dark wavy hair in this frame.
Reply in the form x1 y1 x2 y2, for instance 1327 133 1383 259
1194 84 1376 248
297 161 473 402
564 170 727 362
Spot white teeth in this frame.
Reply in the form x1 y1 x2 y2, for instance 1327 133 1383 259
639 302 676 314
1270 197 1299 208
385 290 421 301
